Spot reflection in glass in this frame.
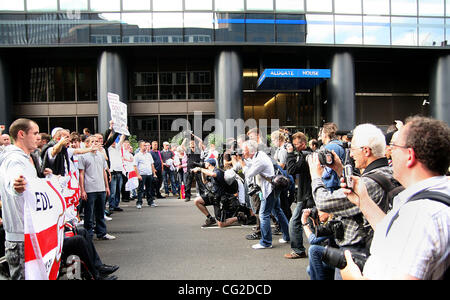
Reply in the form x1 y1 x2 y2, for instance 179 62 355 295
132 71 158 100
305 14 334 43
363 0 389 14
418 0 444 16
59 0 88 10
246 13 275 42
90 0 120 12
418 17 444 45
159 70 187 100
246 0 274 11
215 0 245 12
59 13 90 44
122 0 151 11
90 13 121 44
122 13 152 43
0 14 27 44
334 0 361 14
391 0 418 16
188 71 212 99
0 1 24 10
306 0 332 12
29 67 48 102
184 13 214 43
153 0 183 11
276 14 306 42
215 13 245 42
275 0 305 12
363 16 390 45
335 15 362 44
27 0 57 11
27 13 59 44
153 13 183 43
392 17 418 45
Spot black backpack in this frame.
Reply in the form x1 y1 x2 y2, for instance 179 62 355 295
364 172 404 212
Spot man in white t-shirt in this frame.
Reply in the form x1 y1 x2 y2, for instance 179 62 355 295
134 141 157 209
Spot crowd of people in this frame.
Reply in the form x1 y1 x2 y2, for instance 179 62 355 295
0 115 449 280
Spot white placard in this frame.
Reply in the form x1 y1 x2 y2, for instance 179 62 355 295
107 92 130 136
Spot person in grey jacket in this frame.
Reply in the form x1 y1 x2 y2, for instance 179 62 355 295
0 118 41 279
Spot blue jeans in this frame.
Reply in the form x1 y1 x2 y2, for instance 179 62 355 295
307 244 335 280
289 202 306 254
109 172 123 210
163 168 178 195
138 175 154 205
259 190 290 247
84 192 107 239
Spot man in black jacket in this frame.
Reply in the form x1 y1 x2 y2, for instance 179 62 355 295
283 132 314 259
183 135 206 202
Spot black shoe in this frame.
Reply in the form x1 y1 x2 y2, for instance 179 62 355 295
184 198 191 202
245 232 261 240
98 264 119 275
202 217 216 227
97 274 118 280
157 194 165 199
113 207 123 212
272 227 282 235
105 210 113 216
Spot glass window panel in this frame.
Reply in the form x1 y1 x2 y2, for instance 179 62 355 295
153 12 183 43
276 14 306 42
246 0 274 11
392 16 418 45
59 12 90 44
90 13 121 44
90 0 120 11
122 0 151 11
306 0 332 12
275 0 305 12
363 0 389 14
49 117 76 133
28 67 48 102
446 18 450 41
130 116 159 143
0 0 24 10
188 71 213 99
214 12 245 41
185 0 213 10
59 0 88 10
33 117 49 134
335 15 362 44
335 0 361 14
132 71 158 100
0 14 27 45
153 0 182 11
27 0 57 11
184 12 214 43
122 13 152 43
391 0 418 16
305 14 334 43
447 0 450 16
77 65 97 101
418 0 444 16
418 17 444 45
77 117 97 134
27 13 59 44
48 66 76 102
363 16 390 45
246 13 275 42
215 0 245 12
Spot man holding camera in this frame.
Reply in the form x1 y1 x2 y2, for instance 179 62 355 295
236 140 290 249
308 123 399 279
283 132 313 258
319 123 346 192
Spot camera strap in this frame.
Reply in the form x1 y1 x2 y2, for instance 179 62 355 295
385 190 450 237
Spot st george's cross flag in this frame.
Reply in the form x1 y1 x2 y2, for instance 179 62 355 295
24 177 66 280
125 169 139 192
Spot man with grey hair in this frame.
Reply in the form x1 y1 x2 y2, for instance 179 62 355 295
308 123 401 279
236 139 290 249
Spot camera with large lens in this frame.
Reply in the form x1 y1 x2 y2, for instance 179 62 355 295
315 219 344 241
247 182 261 197
322 246 368 271
191 161 206 169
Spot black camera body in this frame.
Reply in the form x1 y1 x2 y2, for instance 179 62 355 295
247 182 261 197
317 149 334 166
315 219 345 241
322 246 368 271
191 161 206 169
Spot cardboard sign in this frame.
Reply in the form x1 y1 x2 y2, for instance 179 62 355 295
107 92 130 136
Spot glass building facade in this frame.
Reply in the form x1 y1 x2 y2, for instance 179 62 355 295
0 0 449 142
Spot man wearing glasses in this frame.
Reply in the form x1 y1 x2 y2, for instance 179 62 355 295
308 123 400 279
340 116 450 280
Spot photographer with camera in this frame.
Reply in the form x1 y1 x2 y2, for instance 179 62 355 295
235 140 290 249
319 123 346 192
301 207 338 280
308 123 400 279
283 132 313 259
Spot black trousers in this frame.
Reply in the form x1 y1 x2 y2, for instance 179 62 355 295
184 171 205 200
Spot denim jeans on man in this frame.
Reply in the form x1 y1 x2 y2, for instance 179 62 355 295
163 168 178 195
289 202 306 255
307 239 335 280
84 192 107 239
259 190 290 247
138 175 154 206
108 171 123 210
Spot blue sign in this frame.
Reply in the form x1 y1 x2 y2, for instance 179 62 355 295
257 68 331 90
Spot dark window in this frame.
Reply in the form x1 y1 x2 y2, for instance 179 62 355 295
160 115 187 144
215 13 245 42
159 71 187 100
77 66 97 101
0 14 27 45
246 14 275 43
48 66 76 102
34 117 49 134
28 67 48 102
77 116 97 134
188 71 212 99
49 117 76 133
27 13 59 44
276 14 306 43
130 116 159 142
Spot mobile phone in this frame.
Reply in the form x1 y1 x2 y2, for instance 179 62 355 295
343 164 354 190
